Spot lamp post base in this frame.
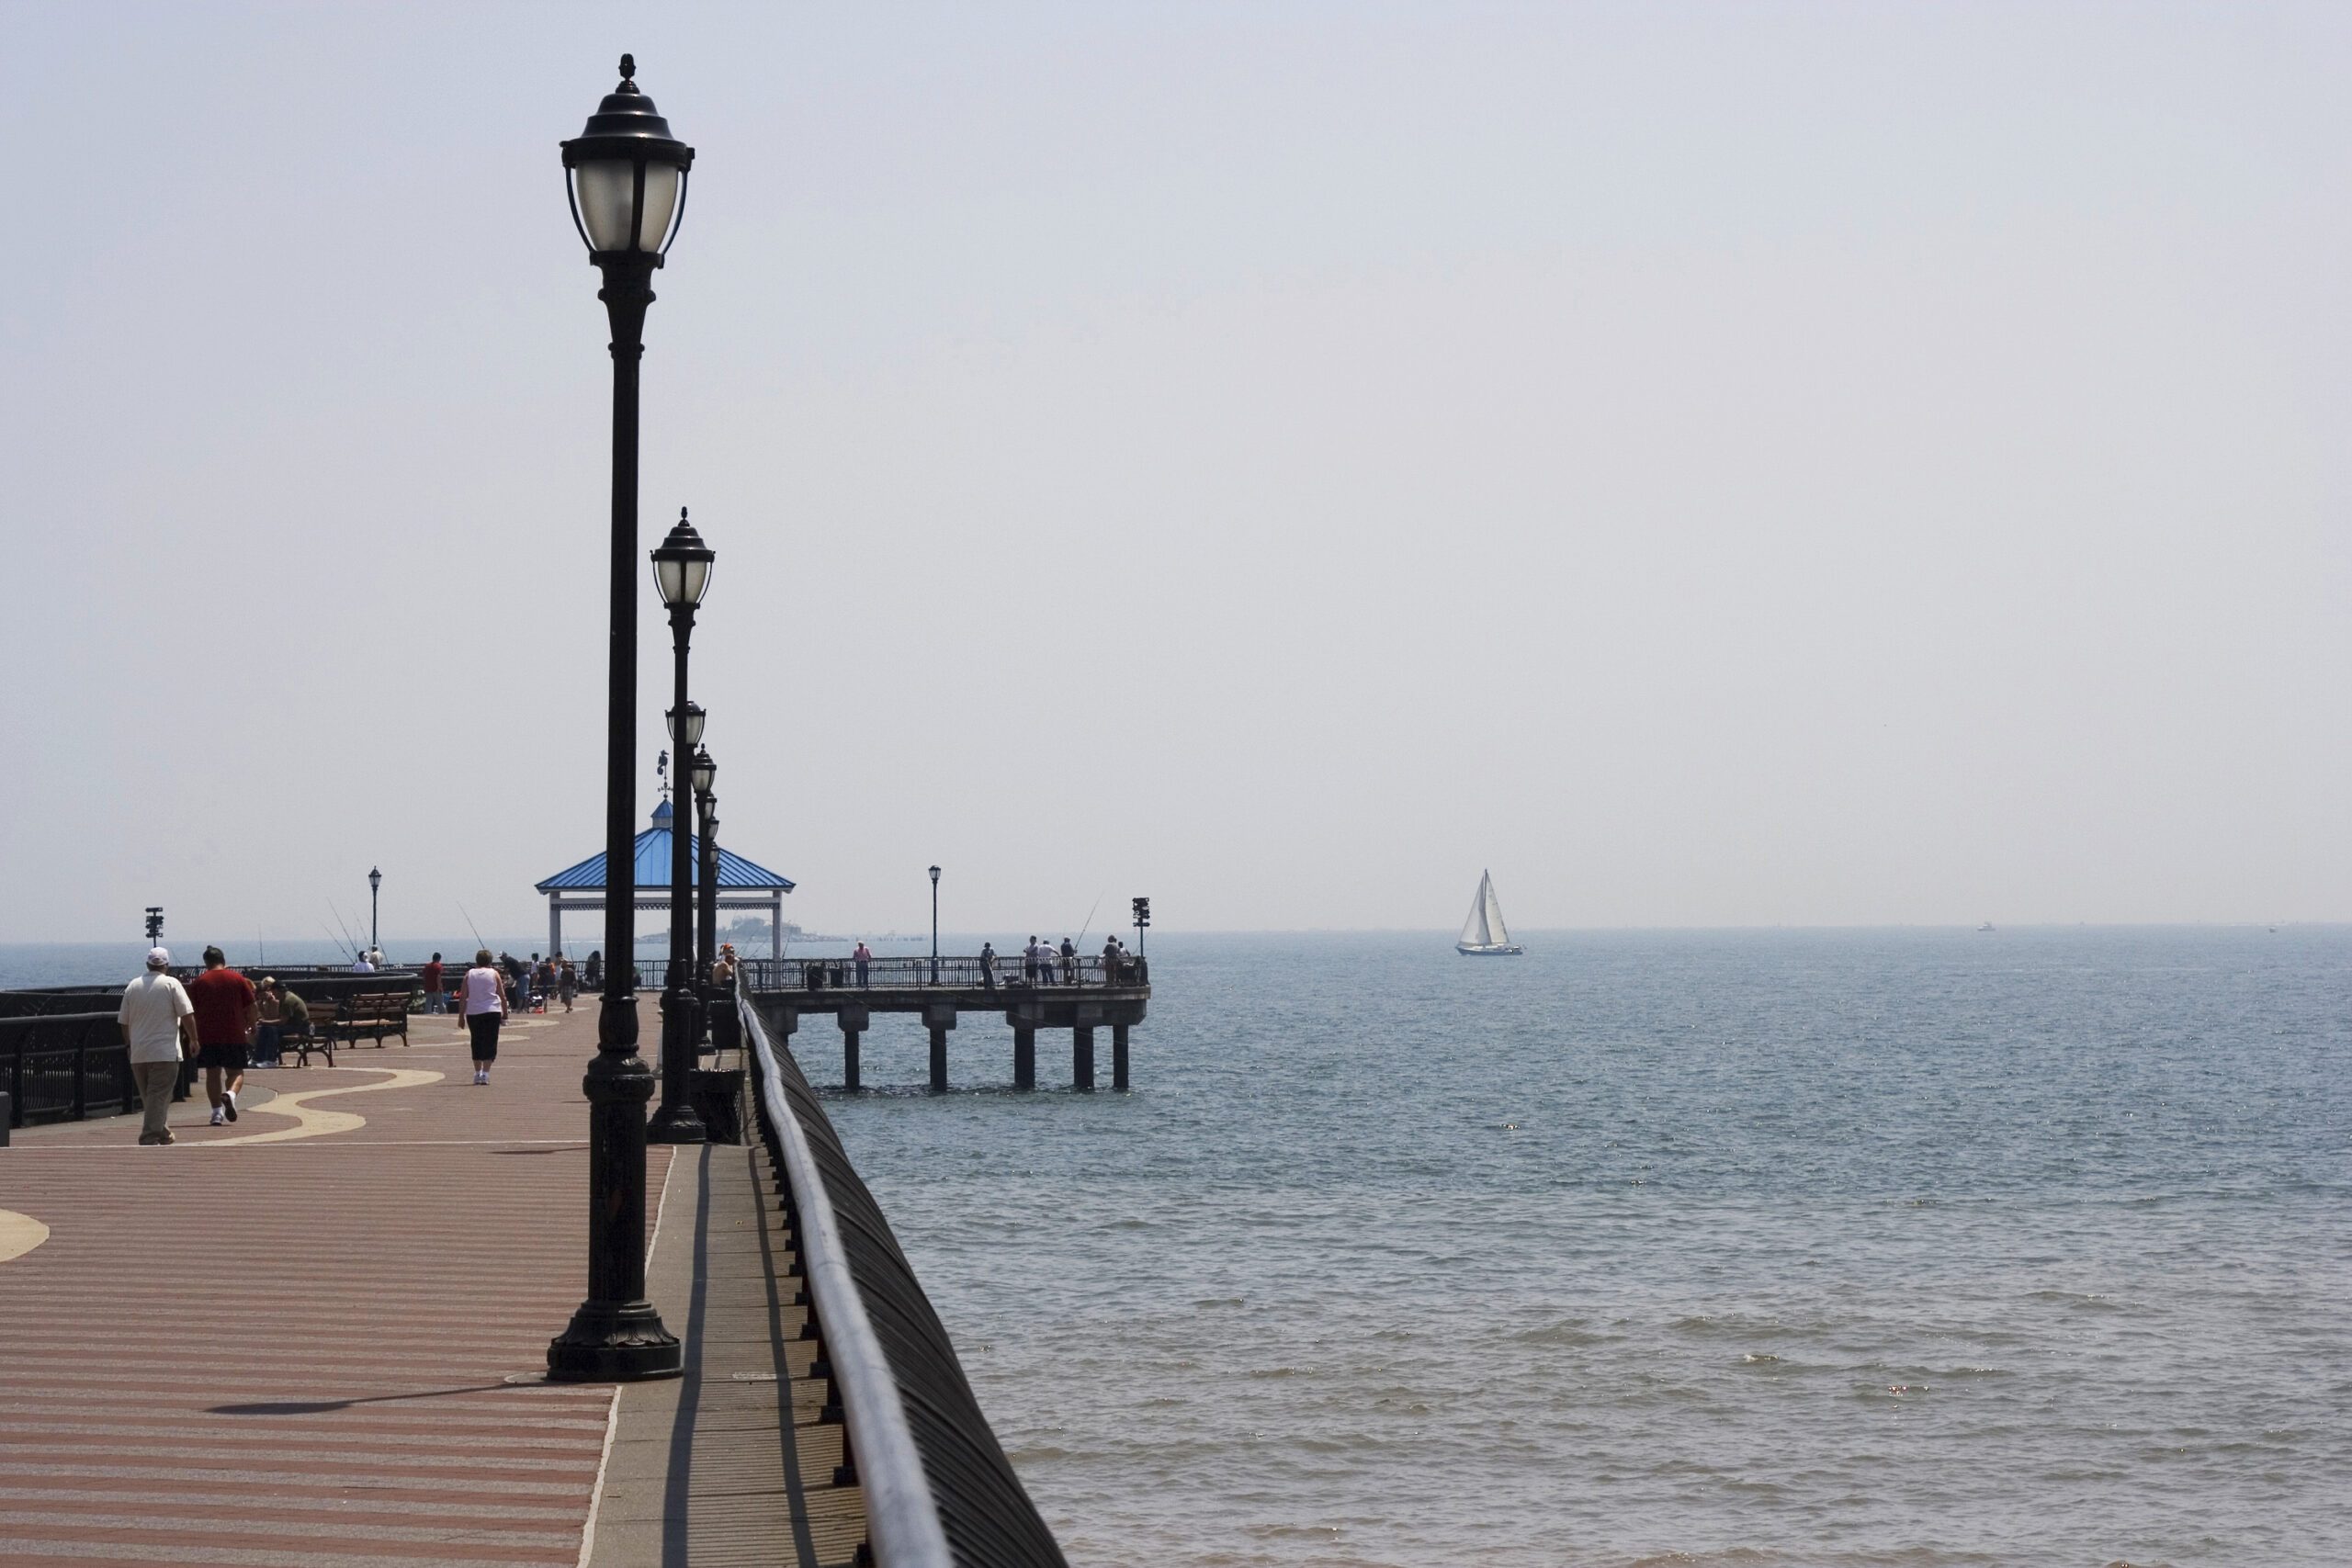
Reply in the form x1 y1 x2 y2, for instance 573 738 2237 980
646 986 708 1145
646 1105 707 1144
548 1299 683 1382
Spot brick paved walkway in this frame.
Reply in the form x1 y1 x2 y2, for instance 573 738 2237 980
0 997 673 1566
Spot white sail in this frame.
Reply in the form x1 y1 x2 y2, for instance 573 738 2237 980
1459 873 1494 947
1482 875 1511 946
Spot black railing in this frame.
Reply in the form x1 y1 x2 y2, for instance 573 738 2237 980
741 995 1069 1568
739 953 1146 992
2 1013 134 1128
0 988 123 1021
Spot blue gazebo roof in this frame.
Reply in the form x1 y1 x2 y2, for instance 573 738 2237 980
535 800 796 894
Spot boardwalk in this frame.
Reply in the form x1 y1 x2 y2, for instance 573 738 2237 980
0 996 859 1567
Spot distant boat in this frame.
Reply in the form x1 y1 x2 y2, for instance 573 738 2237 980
1977 921 1996 932
1457 871 1524 955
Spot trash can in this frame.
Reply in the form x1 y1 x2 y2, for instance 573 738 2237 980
687 1067 744 1145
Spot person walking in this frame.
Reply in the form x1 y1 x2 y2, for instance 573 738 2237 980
534 954 556 1010
558 958 578 1012
460 948 507 1085
853 940 872 988
117 948 194 1145
978 941 997 991
185 945 257 1126
420 953 446 1013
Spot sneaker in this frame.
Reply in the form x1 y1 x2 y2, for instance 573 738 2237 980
156 1130 175 1145
222 1091 238 1122
209 1107 225 1126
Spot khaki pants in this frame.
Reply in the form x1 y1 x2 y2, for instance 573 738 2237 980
132 1060 180 1138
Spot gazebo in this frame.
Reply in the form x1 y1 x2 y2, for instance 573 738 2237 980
534 799 796 962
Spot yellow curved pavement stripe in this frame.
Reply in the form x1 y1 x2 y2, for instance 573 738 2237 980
0 1210 50 1262
200 1067 444 1146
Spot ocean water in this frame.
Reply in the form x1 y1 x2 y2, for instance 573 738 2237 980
814 929 2352 1568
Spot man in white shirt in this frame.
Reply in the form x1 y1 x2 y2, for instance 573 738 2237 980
117 948 196 1145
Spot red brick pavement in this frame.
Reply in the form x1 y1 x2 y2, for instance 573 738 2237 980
0 997 676 1566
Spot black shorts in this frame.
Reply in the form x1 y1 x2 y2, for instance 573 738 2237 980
467 1011 502 1062
197 1042 249 1072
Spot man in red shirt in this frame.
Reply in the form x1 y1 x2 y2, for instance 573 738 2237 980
185 945 259 1127
420 953 447 1013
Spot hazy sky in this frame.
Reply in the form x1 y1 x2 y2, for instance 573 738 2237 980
5 3 2348 943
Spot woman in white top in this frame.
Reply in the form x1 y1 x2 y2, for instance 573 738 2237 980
460 948 508 1085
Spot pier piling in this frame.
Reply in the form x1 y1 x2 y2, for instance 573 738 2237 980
1113 1021 1130 1091
838 1007 867 1094
1073 1026 1095 1091
923 1005 956 1093
1013 1024 1035 1089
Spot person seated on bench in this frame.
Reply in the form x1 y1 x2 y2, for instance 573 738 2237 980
254 978 288 1066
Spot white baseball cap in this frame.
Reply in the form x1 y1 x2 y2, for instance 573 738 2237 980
146 947 171 967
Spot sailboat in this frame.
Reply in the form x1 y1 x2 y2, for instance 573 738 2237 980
1456 871 1524 955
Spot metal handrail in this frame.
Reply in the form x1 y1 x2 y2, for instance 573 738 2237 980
740 992 953 1568
737 953 1146 992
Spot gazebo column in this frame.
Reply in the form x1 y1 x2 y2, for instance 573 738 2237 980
548 898 563 960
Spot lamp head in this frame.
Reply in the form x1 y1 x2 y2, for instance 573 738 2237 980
929 864 941 886
668 701 706 749
650 507 715 607
561 54 695 256
368 866 381 893
690 747 716 799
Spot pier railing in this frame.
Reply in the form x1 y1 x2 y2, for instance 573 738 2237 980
738 953 1146 992
2 1013 133 1128
739 993 1069 1568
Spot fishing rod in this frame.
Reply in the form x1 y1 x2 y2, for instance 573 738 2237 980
319 921 354 960
1074 892 1103 947
328 901 361 957
458 903 489 956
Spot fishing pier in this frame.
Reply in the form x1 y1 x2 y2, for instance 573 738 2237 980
741 955 1150 1093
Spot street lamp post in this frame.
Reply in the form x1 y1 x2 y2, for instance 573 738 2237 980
368 866 381 956
548 53 693 1384
648 514 713 1146
691 747 718 1041
929 864 941 984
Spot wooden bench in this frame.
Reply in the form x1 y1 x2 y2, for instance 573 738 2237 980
345 992 412 1049
286 1002 339 1068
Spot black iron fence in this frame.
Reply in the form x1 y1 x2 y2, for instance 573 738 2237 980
2 1013 134 1128
0 988 122 1021
737 953 1146 992
741 995 1069 1568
